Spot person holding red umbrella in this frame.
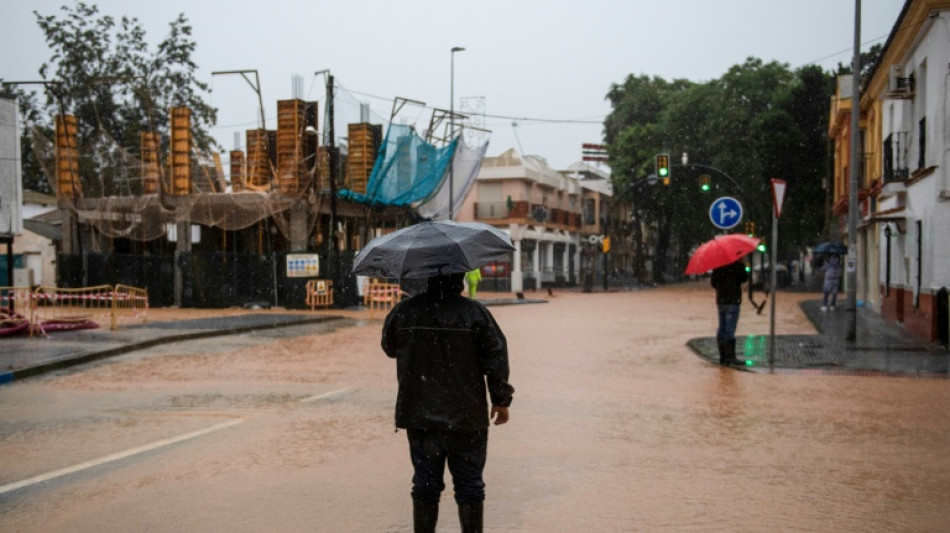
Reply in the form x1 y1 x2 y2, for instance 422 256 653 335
685 234 758 367
711 259 749 366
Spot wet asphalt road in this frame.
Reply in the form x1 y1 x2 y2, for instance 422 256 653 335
1 285 949 532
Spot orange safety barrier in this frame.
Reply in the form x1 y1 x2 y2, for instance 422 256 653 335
0 285 152 337
0 286 34 320
364 281 404 317
32 285 115 335
305 279 334 310
1 287 34 335
114 284 150 327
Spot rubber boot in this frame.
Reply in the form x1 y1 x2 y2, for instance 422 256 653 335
716 339 726 363
458 500 483 533
720 339 738 366
413 499 439 533
725 339 741 366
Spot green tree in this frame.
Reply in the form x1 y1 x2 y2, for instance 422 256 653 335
604 57 835 281
2 2 217 196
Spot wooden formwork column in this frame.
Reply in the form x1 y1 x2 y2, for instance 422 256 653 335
315 147 331 192
170 107 191 195
276 99 307 195
230 150 245 192
141 131 160 194
346 123 380 195
55 114 81 198
245 129 271 189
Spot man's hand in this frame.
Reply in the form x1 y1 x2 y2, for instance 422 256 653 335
490 405 509 425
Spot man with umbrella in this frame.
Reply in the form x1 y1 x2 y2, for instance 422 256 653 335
711 259 749 366
685 234 758 367
356 221 516 532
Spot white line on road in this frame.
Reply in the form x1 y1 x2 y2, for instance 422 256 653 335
0 418 243 496
300 386 353 403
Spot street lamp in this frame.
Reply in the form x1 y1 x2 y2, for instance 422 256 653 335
449 46 465 220
211 69 266 129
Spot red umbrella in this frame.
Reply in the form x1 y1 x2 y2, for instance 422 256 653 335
684 233 760 275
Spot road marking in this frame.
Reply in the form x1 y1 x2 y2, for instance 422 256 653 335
300 386 353 403
0 418 242 496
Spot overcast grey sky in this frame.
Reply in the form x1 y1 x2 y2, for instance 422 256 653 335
2 0 904 170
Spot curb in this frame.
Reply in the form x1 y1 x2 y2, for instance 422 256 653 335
6 315 348 383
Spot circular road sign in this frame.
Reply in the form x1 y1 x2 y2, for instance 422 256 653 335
709 196 743 230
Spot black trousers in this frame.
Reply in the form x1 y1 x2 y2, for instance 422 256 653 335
406 428 488 504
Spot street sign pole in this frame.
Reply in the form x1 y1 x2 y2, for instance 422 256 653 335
769 208 778 370
768 179 787 371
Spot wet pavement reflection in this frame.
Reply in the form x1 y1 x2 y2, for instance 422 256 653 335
0 284 948 531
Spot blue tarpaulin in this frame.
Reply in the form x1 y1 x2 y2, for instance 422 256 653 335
340 124 457 207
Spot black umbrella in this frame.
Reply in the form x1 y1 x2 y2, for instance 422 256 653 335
813 241 847 255
351 220 515 279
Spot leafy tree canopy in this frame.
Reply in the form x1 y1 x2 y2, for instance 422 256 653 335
1 2 217 195
604 57 835 278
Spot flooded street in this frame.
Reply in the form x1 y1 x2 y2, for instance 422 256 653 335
1 283 949 531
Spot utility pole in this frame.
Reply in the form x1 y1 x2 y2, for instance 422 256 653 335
846 0 861 341
326 73 340 307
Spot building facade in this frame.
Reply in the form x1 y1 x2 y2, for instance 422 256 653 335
830 0 950 343
455 149 611 292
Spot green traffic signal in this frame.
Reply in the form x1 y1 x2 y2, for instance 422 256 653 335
655 153 670 179
756 243 766 253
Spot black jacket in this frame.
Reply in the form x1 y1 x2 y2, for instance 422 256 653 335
711 261 748 305
381 275 514 431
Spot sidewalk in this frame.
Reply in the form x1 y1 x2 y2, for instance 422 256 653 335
3 294 946 384
688 300 949 376
0 295 545 384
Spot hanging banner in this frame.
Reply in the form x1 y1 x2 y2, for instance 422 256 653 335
287 254 320 278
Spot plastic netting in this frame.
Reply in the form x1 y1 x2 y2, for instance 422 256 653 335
415 129 490 220
28 125 321 249
339 123 455 208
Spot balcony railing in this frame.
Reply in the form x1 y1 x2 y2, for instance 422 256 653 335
474 202 510 220
474 201 581 229
882 132 910 184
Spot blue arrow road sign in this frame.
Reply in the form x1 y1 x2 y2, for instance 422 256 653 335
709 196 743 229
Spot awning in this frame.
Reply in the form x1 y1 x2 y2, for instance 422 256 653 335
23 219 61 241
869 205 914 222
869 205 913 234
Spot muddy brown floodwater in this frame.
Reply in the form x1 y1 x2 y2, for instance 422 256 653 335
1 283 948 532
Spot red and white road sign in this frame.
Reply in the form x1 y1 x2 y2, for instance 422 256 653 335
771 178 787 219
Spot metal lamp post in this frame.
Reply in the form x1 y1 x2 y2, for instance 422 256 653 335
449 46 465 220
845 0 861 341
211 69 266 129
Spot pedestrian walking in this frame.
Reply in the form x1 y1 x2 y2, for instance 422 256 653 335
821 255 843 311
710 259 749 366
466 268 482 299
382 272 515 533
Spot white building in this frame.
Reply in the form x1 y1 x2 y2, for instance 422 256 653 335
859 0 950 342
455 149 612 292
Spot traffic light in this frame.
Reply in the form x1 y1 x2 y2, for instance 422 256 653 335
655 153 670 185
757 238 767 253
745 221 755 236
700 175 711 192
602 236 611 253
